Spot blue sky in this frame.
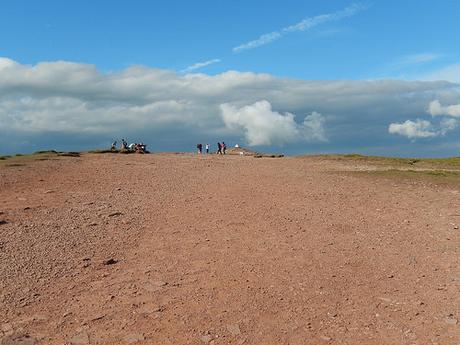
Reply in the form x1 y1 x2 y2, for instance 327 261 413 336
1 1 460 156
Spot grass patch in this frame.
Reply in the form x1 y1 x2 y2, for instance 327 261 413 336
315 154 460 170
353 168 460 187
34 150 58 155
88 149 120 154
57 152 80 157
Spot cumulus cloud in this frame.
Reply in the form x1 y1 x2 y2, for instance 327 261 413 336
181 58 221 73
388 118 458 139
302 111 327 142
428 100 460 117
220 100 326 146
388 119 438 139
1 57 460 155
233 3 367 52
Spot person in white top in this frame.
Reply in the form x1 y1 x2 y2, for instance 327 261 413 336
205 144 209 154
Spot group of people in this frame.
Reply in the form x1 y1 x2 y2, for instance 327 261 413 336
111 139 147 153
196 142 227 154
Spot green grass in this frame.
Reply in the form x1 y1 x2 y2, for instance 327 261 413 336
0 150 82 166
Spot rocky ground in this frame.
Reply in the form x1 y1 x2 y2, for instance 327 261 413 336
0 153 459 344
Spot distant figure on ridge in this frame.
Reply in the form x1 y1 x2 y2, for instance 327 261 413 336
111 141 117 151
121 139 128 150
205 143 209 154
222 142 227 155
217 142 222 155
197 143 203 154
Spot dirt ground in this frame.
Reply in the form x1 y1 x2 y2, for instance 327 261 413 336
0 153 459 345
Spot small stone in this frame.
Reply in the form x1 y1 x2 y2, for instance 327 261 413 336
44 190 54 194
445 314 458 325
103 258 118 265
139 304 163 314
108 212 123 217
201 335 212 343
227 324 241 336
454 226 459 229
69 330 90 345
1 333 37 345
320 335 332 341
124 333 145 344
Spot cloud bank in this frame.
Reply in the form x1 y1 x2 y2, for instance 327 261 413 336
1 57 460 156
233 3 367 52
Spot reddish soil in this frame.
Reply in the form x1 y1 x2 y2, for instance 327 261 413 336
0 153 459 345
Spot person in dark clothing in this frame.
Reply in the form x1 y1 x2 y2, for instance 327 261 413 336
197 143 203 154
217 142 222 155
222 142 227 155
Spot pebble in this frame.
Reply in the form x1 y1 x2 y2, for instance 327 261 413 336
124 332 145 344
69 330 90 344
0 333 37 345
227 324 241 336
201 334 213 343
445 314 458 325
103 258 118 265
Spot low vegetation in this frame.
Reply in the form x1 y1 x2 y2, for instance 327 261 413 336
317 153 460 170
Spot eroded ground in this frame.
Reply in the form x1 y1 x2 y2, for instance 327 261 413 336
0 153 459 344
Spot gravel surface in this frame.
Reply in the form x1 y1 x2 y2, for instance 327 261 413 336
0 153 459 344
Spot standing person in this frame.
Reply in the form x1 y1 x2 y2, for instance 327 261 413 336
111 141 117 151
121 139 127 150
222 141 227 155
197 143 203 154
205 143 209 154
217 142 222 155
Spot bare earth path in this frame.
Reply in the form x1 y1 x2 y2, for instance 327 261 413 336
0 154 459 345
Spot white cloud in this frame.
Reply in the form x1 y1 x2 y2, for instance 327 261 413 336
302 111 327 142
220 100 326 146
439 118 459 134
388 118 458 140
428 100 460 117
181 58 221 73
233 3 367 52
388 119 438 139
